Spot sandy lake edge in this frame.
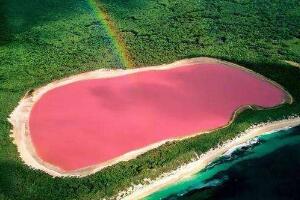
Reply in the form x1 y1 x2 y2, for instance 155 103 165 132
8 57 293 177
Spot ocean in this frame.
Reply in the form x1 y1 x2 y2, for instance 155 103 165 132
146 125 300 200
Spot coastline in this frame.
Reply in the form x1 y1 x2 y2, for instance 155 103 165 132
118 117 300 200
8 57 293 177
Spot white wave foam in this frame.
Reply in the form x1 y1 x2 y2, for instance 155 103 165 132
223 137 259 157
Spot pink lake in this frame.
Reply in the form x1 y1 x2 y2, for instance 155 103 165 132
29 63 286 171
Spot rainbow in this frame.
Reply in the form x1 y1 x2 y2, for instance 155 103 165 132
87 0 134 68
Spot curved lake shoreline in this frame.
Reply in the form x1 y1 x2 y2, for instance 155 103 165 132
9 57 293 177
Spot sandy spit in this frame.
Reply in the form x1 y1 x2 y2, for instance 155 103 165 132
284 60 300 69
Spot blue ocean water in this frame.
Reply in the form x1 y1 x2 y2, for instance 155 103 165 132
146 125 300 200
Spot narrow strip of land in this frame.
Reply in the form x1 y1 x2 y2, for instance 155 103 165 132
118 117 300 200
284 60 300 69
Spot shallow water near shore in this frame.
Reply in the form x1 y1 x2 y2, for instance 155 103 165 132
145 125 300 200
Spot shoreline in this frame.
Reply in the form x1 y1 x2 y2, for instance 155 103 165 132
8 57 293 177
118 117 300 200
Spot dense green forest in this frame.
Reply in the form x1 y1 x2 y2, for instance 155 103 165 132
0 0 300 199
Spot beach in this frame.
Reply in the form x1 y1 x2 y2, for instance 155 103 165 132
118 117 300 200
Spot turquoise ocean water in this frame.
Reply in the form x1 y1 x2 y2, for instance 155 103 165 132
146 125 300 200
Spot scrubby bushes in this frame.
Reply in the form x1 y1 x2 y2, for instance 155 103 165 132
0 0 300 199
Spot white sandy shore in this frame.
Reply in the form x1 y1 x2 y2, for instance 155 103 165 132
8 57 293 177
117 117 300 200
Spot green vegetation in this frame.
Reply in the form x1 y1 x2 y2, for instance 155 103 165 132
0 0 300 199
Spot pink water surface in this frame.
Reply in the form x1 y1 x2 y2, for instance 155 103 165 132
29 63 286 171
